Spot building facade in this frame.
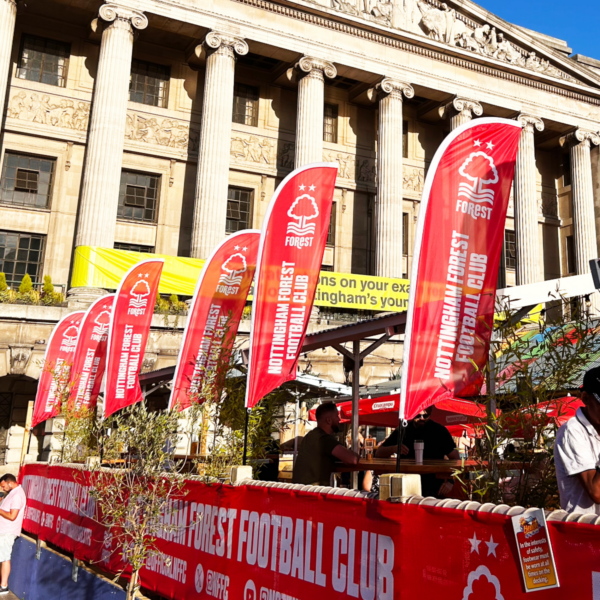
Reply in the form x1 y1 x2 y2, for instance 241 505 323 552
0 0 599 459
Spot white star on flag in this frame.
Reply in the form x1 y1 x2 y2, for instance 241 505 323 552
299 184 306 191
138 274 142 278
473 140 482 147
242 246 248 252
486 141 495 150
485 535 498 557
469 533 481 554
144 273 149 278
309 184 316 191
234 245 240 251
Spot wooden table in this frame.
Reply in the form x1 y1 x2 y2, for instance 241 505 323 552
336 458 482 476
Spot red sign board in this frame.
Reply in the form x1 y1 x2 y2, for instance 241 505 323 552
400 119 522 420
169 230 260 411
245 163 338 409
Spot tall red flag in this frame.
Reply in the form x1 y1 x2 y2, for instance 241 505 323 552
169 230 260 411
400 118 522 421
104 259 164 418
32 311 85 427
245 163 338 409
69 294 114 411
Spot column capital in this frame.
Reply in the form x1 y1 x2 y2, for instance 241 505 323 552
98 3 148 30
560 128 600 149
517 113 545 133
202 31 249 58
370 78 414 102
439 96 483 120
295 56 337 81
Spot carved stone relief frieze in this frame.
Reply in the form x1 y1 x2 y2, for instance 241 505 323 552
403 166 425 193
539 192 558 218
141 352 158 374
6 90 90 130
230 134 277 165
277 142 295 170
356 158 376 183
9 344 33 375
125 112 199 153
330 0 576 82
324 151 356 180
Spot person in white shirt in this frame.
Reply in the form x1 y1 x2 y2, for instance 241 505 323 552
555 368 600 515
0 474 26 595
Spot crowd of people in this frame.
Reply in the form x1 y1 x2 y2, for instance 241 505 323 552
290 366 600 516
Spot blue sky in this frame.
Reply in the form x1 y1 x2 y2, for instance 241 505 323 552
481 0 600 60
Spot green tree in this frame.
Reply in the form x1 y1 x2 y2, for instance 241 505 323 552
42 274 54 295
19 273 33 293
0 273 7 292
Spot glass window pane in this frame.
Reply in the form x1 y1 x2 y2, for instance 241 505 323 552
118 170 159 223
17 34 70 87
0 230 44 286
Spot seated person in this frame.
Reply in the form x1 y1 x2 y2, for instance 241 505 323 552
375 406 460 497
293 402 359 486
555 367 600 514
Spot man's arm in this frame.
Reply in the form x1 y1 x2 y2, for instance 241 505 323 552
577 470 600 504
332 445 360 465
0 508 19 522
447 449 461 460
375 444 409 458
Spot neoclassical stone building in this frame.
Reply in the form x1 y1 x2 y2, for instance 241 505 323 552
0 0 599 460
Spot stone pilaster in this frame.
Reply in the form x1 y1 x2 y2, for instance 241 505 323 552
294 56 337 169
0 0 17 129
439 96 483 131
75 4 148 248
561 129 600 312
190 31 248 259
514 114 544 285
371 78 414 278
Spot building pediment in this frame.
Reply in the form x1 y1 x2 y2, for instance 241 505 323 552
282 0 600 90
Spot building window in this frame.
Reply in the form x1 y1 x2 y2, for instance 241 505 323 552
323 104 338 143
129 59 170 108
114 243 155 254
321 265 334 272
118 171 159 223
0 152 55 209
226 187 252 233
403 120 409 159
561 152 572 187
327 204 336 246
232 83 259 126
402 212 409 256
566 235 575 274
16 34 70 87
0 231 45 287
505 230 517 270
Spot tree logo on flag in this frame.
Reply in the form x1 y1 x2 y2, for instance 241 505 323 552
128 277 150 316
458 151 499 205
217 252 248 296
91 310 111 342
462 565 504 600
59 325 79 353
285 194 319 249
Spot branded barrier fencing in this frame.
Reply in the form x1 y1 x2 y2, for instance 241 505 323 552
19 463 600 599
71 246 410 313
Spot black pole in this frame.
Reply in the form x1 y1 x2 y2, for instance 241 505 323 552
242 409 250 466
395 419 406 474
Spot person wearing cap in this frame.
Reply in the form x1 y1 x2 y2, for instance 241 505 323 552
555 367 600 514
376 406 460 497
292 402 359 486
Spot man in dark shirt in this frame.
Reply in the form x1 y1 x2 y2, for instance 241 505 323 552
293 402 359 486
376 406 459 497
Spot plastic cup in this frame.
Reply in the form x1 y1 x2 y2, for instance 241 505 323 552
414 440 424 465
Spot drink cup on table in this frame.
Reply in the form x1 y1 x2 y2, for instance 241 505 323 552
414 440 424 465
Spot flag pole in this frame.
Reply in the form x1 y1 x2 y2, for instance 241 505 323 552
242 408 250 466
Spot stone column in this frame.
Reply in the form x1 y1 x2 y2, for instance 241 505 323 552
75 4 148 248
439 96 483 131
190 32 248 259
514 114 544 285
294 56 337 169
561 130 600 298
0 0 18 127
370 78 414 278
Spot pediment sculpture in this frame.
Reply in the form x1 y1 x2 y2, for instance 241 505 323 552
328 0 577 83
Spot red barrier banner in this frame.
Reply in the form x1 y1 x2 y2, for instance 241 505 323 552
19 464 600 600
400 119 521 421
104 259 164 417
69 294 114 411
245 163 338 409
31 311 85 427
169 230 260 411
